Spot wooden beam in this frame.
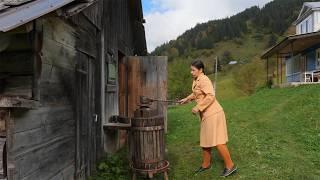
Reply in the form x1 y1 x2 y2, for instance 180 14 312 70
103 123 131 130
0 96 39 109
6 22 33 34
32 20 43 101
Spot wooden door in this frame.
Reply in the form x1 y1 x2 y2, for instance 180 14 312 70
126 56 168 128
75 55 97 179
104 56 168 152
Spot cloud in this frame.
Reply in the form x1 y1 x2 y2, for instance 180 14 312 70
143 0 272 52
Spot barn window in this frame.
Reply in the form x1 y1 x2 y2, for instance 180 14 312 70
106 52 117 85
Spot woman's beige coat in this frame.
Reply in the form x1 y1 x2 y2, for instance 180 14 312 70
186 73 228 147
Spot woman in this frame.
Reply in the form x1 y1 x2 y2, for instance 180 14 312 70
179 60 237 177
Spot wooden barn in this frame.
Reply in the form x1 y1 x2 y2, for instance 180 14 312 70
0 0 168 179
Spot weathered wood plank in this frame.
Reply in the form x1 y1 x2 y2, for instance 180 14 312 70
12 119 74 155
42 17 76 50
0 76 33 98
39 66 75 105
0 113 5 137
4 108 16 180
156 57 168 132
42 37 77 70
12 106 73 133
47 163 75 180
0 137 6 178
0 96 39 108
82 1 101 29
15 137 75 179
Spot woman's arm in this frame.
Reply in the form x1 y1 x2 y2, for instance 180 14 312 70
186 93 196 101
179 93 195 104
195 94 215 112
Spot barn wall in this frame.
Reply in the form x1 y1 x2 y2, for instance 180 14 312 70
6 17 77 180
102 0 133 153
1 0 147 179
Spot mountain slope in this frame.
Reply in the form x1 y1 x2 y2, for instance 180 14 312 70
152 0 316 58
154 0 318 99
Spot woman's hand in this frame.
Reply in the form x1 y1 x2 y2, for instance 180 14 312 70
192 106 199 115
178 98 189 105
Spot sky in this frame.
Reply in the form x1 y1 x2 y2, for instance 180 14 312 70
142 0 273 52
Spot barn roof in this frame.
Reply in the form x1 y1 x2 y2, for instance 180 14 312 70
0 0 97 32
261 31 320 59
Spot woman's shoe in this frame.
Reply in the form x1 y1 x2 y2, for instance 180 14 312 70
220 165 237 177
194 165 211 174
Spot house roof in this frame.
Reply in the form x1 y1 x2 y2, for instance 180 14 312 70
0 0 99 32
294 2 320 25
261 31 320 59
304 2 320 9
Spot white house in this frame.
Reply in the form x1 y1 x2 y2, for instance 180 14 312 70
262 2 320 85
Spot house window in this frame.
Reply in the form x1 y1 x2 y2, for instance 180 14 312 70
316 49 320 69
306 20 309 33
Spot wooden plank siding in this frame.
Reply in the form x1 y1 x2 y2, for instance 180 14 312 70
0 0 149 179
103 0 144 153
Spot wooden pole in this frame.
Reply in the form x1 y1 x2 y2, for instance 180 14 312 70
214 56 218 93
280 57 283 84
277 54 279 85
266 57 269 84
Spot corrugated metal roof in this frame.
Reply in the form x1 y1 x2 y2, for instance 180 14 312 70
0 0 75 32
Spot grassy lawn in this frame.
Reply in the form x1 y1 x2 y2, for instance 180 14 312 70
167 85 320 179
92 85 320 179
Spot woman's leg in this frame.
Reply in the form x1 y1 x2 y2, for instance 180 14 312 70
201 147 212 168
216 144 234 169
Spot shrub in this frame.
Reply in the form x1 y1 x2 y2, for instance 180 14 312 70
232 57 265 95
168 58 193 99
89 150 129 180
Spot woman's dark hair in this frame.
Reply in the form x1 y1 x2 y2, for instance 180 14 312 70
191 59 205 74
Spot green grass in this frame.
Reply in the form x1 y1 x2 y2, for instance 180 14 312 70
92 85 320 179
166 85 320 179
208 72 246 101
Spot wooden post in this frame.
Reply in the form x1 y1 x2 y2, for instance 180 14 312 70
280 56 283 84
214 56 218 93
277 54 279 85
32 19 42 101
290 42 295 82
266 57 269 84
0 108 16 180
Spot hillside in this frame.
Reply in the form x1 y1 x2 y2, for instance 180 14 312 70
152 0 315 58
151 0 319 99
